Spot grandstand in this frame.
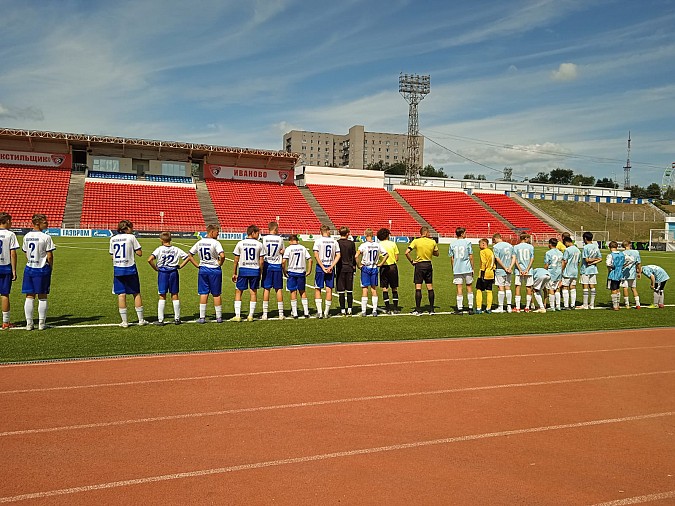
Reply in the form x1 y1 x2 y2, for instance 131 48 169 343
307 184 422 236
474 192 557 236
395 189 513 237
206 180 322 233
0 166 71 227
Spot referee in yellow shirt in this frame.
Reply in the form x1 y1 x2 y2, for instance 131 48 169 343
377 228 400 314
405 226 439 315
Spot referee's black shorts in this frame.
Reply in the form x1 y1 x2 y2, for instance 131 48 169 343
379 264 399 289
413 261 433 285
336 269 354 292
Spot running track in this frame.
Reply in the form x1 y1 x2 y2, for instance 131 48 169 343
1 328 674 505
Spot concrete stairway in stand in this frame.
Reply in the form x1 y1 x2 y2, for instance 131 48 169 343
196 181 219 227
62 172 86 228
298 187 336 231
389 191 437 236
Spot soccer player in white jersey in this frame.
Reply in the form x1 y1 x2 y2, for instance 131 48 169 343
560 236 581 309
282 234 313 318
513 233 535 312
148 231 190 325
621 240 642 309
313 224 340 318
0 213 19 330
21 214 56 331
491 233 515 313
580 231 602 309
231 224 265 322
188 224 225 323
110 220 147 328
261 222 285 320
449 227 474 314
544 238 564 311
355 228 387 316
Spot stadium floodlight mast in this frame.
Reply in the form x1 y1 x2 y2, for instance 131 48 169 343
399 73 430 186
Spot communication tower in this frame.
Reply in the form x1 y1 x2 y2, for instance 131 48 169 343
623 132 631 189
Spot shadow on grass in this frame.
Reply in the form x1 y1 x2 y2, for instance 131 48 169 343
46 314 105 325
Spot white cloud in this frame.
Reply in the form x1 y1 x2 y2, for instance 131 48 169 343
551 63 579 81
0 103 44 121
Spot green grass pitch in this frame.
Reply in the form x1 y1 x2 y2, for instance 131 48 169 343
1 237 673 363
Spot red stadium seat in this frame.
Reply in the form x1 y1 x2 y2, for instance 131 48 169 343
474 193 557 236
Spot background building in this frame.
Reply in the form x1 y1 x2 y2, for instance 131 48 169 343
283 125 422 169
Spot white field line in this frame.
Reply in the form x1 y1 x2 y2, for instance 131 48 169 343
1 370 673 438
591 491 675 505
2 345 673 395
0 411 672 503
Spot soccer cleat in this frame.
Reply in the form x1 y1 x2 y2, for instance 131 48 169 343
292 314 299 319
347 310 353 316
453 309 463 315
580 305 589 310
278 314 285 320
2 322 15 330
119 322 128 328
467 308 474 315
523 307 530 313
215 317 223 324
38 321 47 331
658 304 665 309
174 319 182 325
624 305 631 310
411 309 421 316
635 305 641 310
196 318 207 324
316 314 323 319
506 306 513 313
153 321 165 326
646 304 658 309
138 320 149 326
513 308 520 313
228 316 242 322
534 308 546 313
303 313 311 319
261 314 268 321
492 308 504 314
370 312 378 317
485 309 492 314
356 312 367 317
246 315 254 322
475 309 482 314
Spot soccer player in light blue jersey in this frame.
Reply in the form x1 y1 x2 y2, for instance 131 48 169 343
544 238 564 311
148 231 190 325
110 220 146 328
232 224 265 322
580 232 602 309
641 264 669 308
449 227 474 314
561 236 581 309
355 228 387 316
513 233 535 312
621 240 642 309
605 241 625 311
0 213 18 330
261 221 285 320
188 224 225 323
491 233 515 313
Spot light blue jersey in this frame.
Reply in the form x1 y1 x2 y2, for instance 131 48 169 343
544 248 563 282
513 242 534 274
492 241 514 277
581 243 602 275
622 249 641 280
562 245 581 278
449 238 473 275
642 265 669 283
607 251 625 282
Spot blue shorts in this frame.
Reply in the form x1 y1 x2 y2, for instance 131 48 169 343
287 273 306 293
360 266 379 288
113 273 141 295
236 275 260 291
262 264 284 290
315 267 334 289
198 267 222 296
0 272 13 295
22 267 52 295
158 269 179 295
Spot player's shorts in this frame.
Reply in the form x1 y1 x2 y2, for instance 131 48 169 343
158 269 179 295
360 266 379 288
654 280 668 292
453 273 473 285
22 266 53 295
287 273 306 293
494 273 512 288
262 264 283 290
607 279 621 291
0 272 13 295
561 276 577 287
198 267 222 296
112 273 140 295
580 274 597 285
379 264 399 289
532 276 551 291
315 267 335 289
620 278 637 289
413 261 433 285
336 269 354 292
236 275 260 291
545 278 560 291
515 274 533 287
476 277 494 291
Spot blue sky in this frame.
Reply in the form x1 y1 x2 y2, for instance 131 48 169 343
1 0 674 186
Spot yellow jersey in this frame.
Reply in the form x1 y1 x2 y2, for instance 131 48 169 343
408 237 438 262
479 248 495 280
379 240 399 265
556 241 566 252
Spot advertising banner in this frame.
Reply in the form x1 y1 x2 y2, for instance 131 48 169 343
60 229 92 237
204 164 292 185
0 150 72 169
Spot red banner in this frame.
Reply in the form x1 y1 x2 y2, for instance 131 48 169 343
0 150 72 169
204 164 292 185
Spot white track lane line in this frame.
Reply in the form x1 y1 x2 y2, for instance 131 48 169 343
2 344 673 395
2 370 672 438
591 491 675 505
0 411 672 504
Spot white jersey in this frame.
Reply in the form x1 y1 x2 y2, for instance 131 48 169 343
283 243 311 274
109 233 141 269
358 241 386 268
0 229 19 269
313 236 339 266
262 234 284 266
189 237 224 269
22 230 56 269
233 238 264 271
151 245 188 271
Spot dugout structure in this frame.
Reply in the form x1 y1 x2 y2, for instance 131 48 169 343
649 229 675 252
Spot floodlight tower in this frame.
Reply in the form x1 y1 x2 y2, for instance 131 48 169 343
399 73 430 185
623 131 631 189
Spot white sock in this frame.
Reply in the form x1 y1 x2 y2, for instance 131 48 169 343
277 301 284 317
24 298 34 323
583 289 589 306
38 299 48 321
498 291 505 309
200 303 207 318
233 301 241 318
635 296 640 307
570 288 577 307
467 293 474 309
2 311 9 324
624 296 630 306
549 294 555 309
456 295 463 310
361 297 368 313
249 301 256 317
324 300 331 315
119 308 128 324
590 288 596 308
525 295 532 309
315 298 323 316
262 301 269 316
157 300 166 322
135 306 144 322
291 299 298 316
505 290 512 306
302 298 310 315
562 289 569 307
215 305 222 319
515 296 521 309
372 296 378 313
555 292 561 309
535 293 544 309
172 300 180 319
